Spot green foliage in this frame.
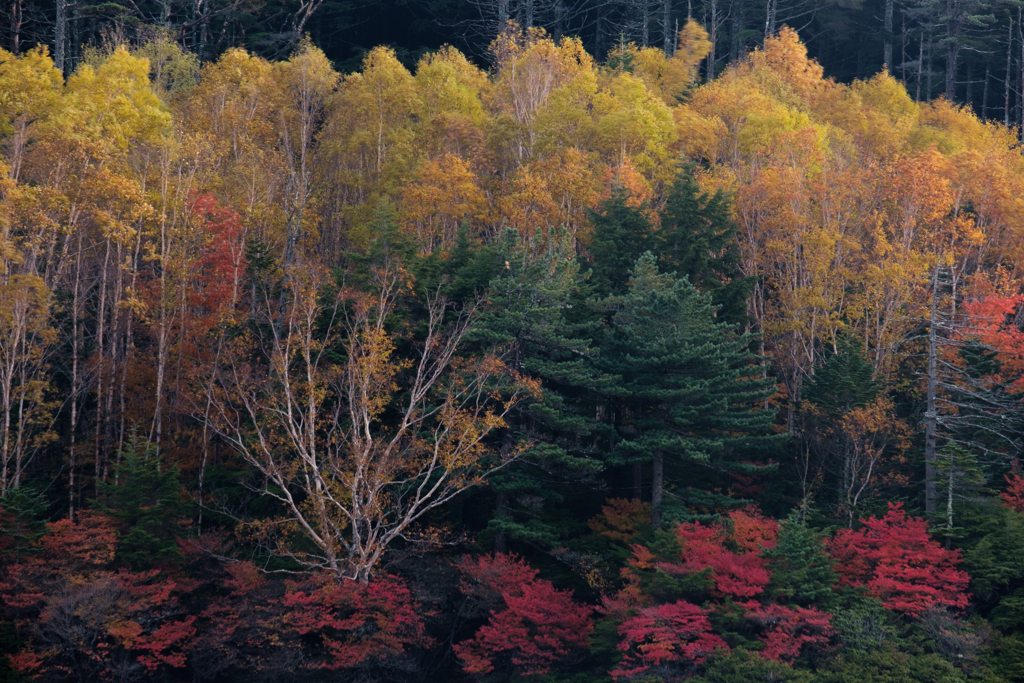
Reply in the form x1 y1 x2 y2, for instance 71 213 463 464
475 228 608 549
587 187 652 298
0 486 46 564
831 598 898 652
803 335 879 416
656 166 754 327
95 430 189 568
764 512 837 606
595 253 778 518
692 649 814 683
816 646 964 682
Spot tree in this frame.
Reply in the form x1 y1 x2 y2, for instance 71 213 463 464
586 185 654 299
95 430 189 569
828 503 971 615
656 165 753 327
612 600 728 680
595 253 777 527
763 512 837 606
744 603 834 663
475 228 607 552
455 553 594 676
207 260 535 581
669 510 775 600
0 512 195 682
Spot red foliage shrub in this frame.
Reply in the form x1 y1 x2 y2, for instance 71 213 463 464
282 573 430 670
828 503 970 615
612 600 728 680
669 516 773 600
454 553 593 676
745 604 834 662
1003 469 1024 513
0 513 195 680
190 561 430 679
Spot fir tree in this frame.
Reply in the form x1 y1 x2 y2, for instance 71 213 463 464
595 253 778 528
95 430 189 569
0 485 46 564
764 512 837 606
657 166 754 327
802 334 879 416
587 186 652 299
475 228 610 551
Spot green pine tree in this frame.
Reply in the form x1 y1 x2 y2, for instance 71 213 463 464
594 253 778 528
763 512 837 606
656 165 754 327
475 228 611 551
95 430 189 569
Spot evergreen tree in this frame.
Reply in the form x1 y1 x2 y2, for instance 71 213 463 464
802 334 879 416
95 430 189 569
0 485 46 564
595 253 778 528
764 512 837 606
475 228 610 551
587 186 653 299
657 166 754 327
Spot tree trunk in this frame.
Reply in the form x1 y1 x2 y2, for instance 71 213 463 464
10 0 22 54
982 63 990 121
883 0 893 70
642 0 651 46
708 0 718 80
924 265 939 517
651 449 664 528
917 30 924 100
55 0 66 73
663 0 673 53
1006 16 1013 126
926 30 933 101
494 489 509 553
945 0 958 100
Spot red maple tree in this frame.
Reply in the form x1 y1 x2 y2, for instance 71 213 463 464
454 553 593 676
828 503 970 615
745 604 834 662
662 510 775 600
612 600 728 680
0 512 195 680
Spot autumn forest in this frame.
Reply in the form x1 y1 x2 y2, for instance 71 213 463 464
5 13 1024 683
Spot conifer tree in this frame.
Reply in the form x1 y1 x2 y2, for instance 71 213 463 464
595 253 777 527
476 229 609 550
656 166 754 327
0 485 46 565
764 512 837 606
802 335 879 417
95 430 189 568
587 186 653 299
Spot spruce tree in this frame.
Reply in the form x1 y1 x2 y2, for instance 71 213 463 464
595 253 778 528
475 228 611 551
95 430 189 568
657 166 754 327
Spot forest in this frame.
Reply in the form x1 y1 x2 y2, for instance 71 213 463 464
6 11 1024 682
